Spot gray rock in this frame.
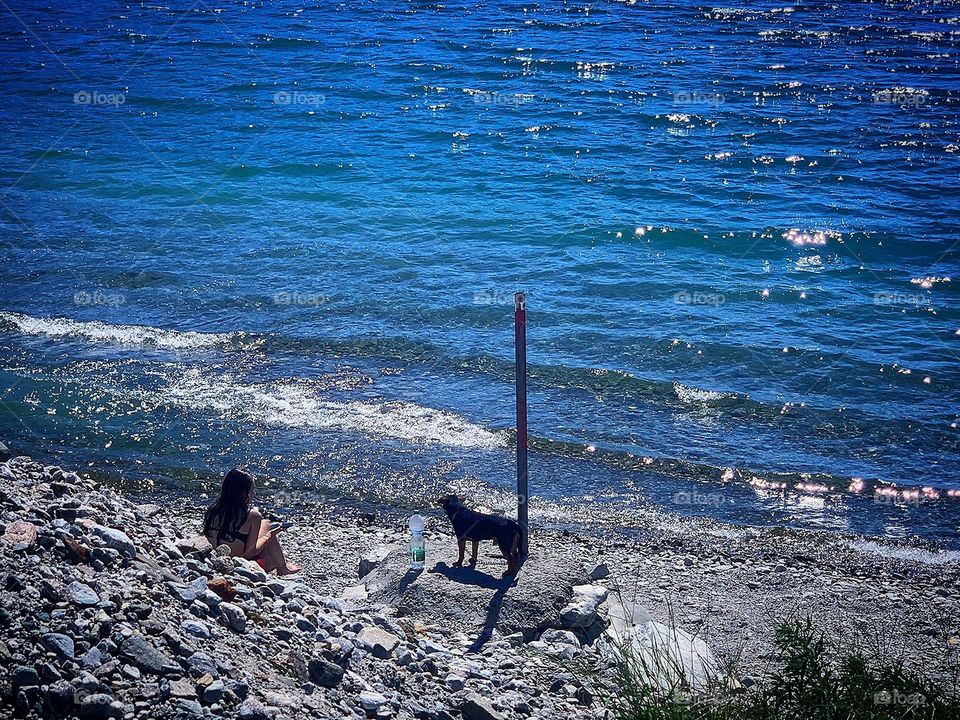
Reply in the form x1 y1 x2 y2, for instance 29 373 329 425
89 524 135 558
169 678 196 698
540 629 581 648
364 546 588 640
167 582 199 604
66 581 100 607
359 690 387 712
175 699 204 717
78 693 124 719
81 647 105 670
0 440 9 462
462 694 505 720
202 679 225 704
445 673 466 691
587 562 611 580
44 680 75 715
119 634 179 675
357 626 400 659
186 652 218 677
176 535 213 557
234 564 267 584
358 545 393 579
11 665 38 687
295 615 316 633
41 633 75 660
219 602 246 633
181 620 211 639
308 658 344 688
237 698 272 720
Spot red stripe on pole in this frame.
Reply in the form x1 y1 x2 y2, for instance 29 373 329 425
515 291 528 556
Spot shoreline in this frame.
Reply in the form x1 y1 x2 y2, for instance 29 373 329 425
1 452 957 720
165 466 960 682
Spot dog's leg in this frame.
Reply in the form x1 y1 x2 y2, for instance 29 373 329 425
505 531 521 575
496 537 517 576
453 538 466 567
469 540 479 566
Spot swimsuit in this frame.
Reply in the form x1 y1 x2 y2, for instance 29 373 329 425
215 517 266 567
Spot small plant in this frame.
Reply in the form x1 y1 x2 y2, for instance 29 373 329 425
609 616 960 720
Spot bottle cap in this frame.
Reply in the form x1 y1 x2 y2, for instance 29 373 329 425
409 514 425 533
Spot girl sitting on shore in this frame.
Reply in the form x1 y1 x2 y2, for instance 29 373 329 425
202 468 300 576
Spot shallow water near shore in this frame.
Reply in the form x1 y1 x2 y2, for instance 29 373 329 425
0 1 959 548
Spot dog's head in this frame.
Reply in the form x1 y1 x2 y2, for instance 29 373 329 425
438 494 463 516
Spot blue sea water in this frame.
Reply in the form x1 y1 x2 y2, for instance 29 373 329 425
0 0 958 547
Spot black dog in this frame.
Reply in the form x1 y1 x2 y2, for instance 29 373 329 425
439 495 522 575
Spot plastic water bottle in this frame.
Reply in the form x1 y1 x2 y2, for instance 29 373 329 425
409 514 425 570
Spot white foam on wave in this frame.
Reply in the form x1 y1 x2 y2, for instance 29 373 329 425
847 540 960 566
0 312 240 350
674 382 739 404
152 369 504 450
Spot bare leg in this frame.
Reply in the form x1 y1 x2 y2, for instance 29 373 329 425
469 540 479 566
256 521 300 575
454 538 466 567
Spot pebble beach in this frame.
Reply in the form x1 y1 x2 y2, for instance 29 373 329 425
2 451 957 720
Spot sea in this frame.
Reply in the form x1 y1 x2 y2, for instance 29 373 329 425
1 0 958 550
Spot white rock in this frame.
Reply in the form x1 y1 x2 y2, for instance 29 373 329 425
558 585 609 629
604 594 720 692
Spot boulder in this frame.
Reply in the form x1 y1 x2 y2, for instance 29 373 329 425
558 585 609 629
219 602 247 633
176 535 213 557
119 634 180 675
587 562 611 580
357 626 400 659
11 666 39 687
41 633 74 660
308 658 344 688
358 691 387 712
202 679 225 704
363 545 588 641
462 694 506 720
89 524 135 558
604 594 720 692
78 693 124 719
66 581 100 607
237 698 273 720
3 520 38 548
358 545 394 579
540 629 580 648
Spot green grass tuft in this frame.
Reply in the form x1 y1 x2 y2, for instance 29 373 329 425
609 617 960 720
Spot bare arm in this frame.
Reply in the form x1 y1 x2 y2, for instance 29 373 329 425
242 509 269 559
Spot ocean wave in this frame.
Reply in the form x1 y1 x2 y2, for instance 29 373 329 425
673 382 741 404
151 369 505 451
847 540 960 566
0 312 242 350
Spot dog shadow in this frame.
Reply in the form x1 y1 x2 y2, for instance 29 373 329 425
430 561 508 590
431 561 525 652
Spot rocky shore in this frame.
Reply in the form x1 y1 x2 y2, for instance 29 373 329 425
1 452 958 720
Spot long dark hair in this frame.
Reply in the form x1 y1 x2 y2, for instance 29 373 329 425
203 469 254 545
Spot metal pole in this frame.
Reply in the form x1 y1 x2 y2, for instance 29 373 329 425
514 292 528 557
